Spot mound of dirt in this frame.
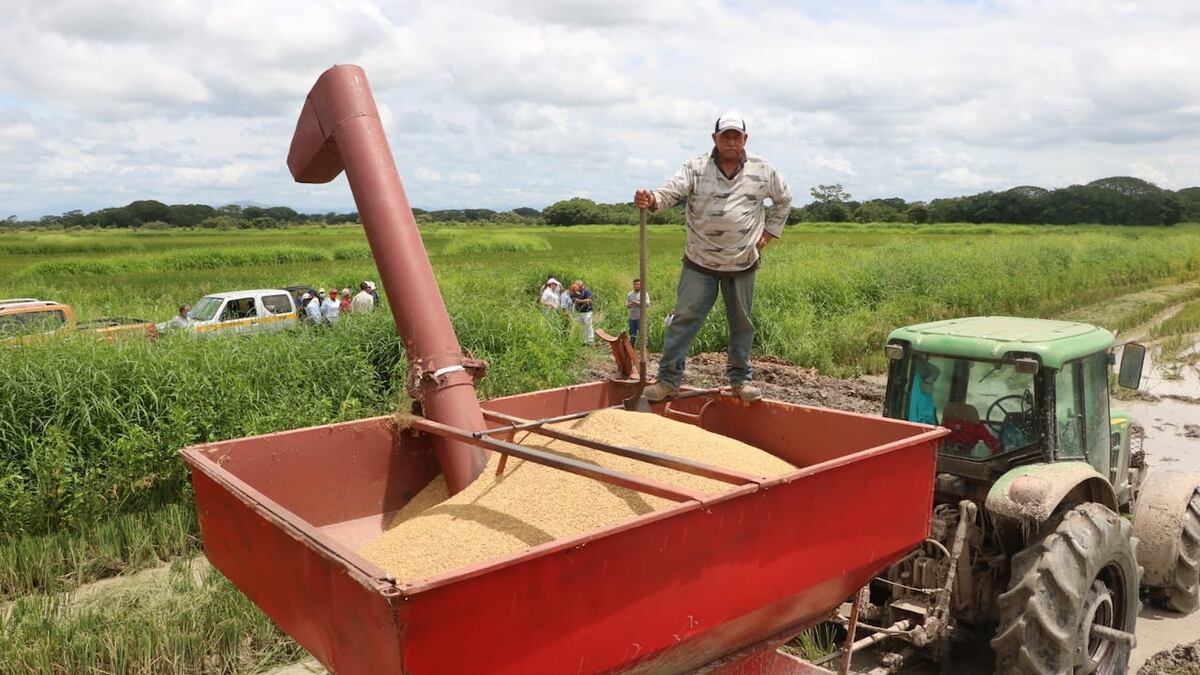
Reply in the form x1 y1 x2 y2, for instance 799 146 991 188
585 352 885 415
1138 639 1200 675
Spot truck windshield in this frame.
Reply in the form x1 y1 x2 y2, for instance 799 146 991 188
0 310 67 337
898 354 1039 460
189 297 223 322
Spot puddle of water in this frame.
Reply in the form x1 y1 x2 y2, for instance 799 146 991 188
1116 399 1200 473
1116 339 1200 401
1112 338 1200 473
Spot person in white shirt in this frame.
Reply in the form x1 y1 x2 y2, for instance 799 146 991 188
304 293 324 324
165 304 193 330
320 290 340 324
633 111 792 403
558 283 572 316
351 281 375 314
539 278 562 315
624 278 650 345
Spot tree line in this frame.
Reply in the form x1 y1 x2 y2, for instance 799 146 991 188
3 176 1197 230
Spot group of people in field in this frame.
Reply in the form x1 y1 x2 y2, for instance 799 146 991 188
538 277 652 348
299 281 380 325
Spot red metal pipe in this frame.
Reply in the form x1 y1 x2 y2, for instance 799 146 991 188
286 65 486 493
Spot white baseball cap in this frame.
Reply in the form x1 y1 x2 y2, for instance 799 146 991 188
547 277 561 287
714 111 747 135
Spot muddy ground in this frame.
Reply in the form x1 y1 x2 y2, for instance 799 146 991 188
584 351 886 415
1140 638 1200 675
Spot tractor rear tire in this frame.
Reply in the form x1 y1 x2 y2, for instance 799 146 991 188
991 503 1139 675
1150 486 1200 614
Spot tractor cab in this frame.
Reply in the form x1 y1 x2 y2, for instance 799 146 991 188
883 317 1145 494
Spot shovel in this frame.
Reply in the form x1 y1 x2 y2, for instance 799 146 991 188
624 207 652 412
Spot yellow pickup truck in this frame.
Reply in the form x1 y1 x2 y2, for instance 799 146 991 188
0 298 158 346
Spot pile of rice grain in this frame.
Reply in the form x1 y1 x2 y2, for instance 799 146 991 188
359 408 794 583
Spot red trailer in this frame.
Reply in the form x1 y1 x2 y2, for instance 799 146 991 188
180 65 947 674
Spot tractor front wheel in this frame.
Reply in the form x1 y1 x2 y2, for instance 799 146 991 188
991 503 1139 675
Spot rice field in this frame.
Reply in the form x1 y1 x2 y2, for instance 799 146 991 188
3 221 1200 670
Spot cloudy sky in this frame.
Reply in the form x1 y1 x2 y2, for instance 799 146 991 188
1 0 1198 219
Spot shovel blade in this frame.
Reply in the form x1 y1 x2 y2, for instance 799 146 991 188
623 385 652 412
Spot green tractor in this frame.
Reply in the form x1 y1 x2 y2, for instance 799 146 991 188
863 316 1199 674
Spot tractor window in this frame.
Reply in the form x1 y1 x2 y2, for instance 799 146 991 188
1053 363 1086 459
1082 352 1112 476
898 355 1038 460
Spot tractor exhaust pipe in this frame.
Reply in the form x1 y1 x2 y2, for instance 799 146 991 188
286 64 487 494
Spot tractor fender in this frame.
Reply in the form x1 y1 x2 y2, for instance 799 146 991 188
1132 470 1200 586
985 462 1119 525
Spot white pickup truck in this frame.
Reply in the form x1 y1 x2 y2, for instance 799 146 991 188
165 289 298 336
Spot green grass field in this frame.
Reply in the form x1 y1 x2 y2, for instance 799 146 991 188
3 221 1200 671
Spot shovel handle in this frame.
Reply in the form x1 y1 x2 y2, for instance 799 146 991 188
638 208 649 384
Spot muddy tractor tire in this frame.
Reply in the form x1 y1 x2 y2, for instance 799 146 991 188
1133 475 1200 614
991 503 1139 675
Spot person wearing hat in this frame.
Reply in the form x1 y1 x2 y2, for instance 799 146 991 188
365 280 380 306
352 281 375 314
633 111 792 403
304 292 324 324
539 277 562 315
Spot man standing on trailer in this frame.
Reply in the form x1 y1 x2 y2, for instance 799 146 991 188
633 112 792 402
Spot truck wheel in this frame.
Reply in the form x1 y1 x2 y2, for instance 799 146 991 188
991 503 1139 675
1150 486 1200 613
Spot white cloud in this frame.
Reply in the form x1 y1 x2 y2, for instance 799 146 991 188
452 172 483 187
0 122 37 143
1128 161 1171 188
171 164 251 187
414 167 442 182
1 0 1199 217
808 155 856 176
938 167 991 189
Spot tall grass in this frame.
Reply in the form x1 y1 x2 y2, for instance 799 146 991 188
1151 299 1200 338
0 504 197 599
22 246 332 277
0 310 582 538
0 558 304 674
443 232 552 255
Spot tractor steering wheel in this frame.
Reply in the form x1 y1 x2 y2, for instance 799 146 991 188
985 389 1033 432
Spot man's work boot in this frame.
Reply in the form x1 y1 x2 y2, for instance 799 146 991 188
643 382 678 402
731 383 762 402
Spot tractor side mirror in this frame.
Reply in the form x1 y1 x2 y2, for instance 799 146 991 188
1117 343 1146 389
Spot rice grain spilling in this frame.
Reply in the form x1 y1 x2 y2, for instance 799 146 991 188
359 408 794 584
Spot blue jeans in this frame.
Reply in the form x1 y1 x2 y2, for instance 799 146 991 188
627 318 641 344
658 264 756 388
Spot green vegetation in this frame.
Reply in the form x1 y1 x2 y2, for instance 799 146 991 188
782 623 840 661
1151 299 1200 339
443 232 551 255
0 559 304 674
3 222 1200 669
7 174 1198 233
1064 281 1200 335
0 504 197 600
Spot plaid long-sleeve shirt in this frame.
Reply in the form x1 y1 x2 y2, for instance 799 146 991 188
650 149 792 273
